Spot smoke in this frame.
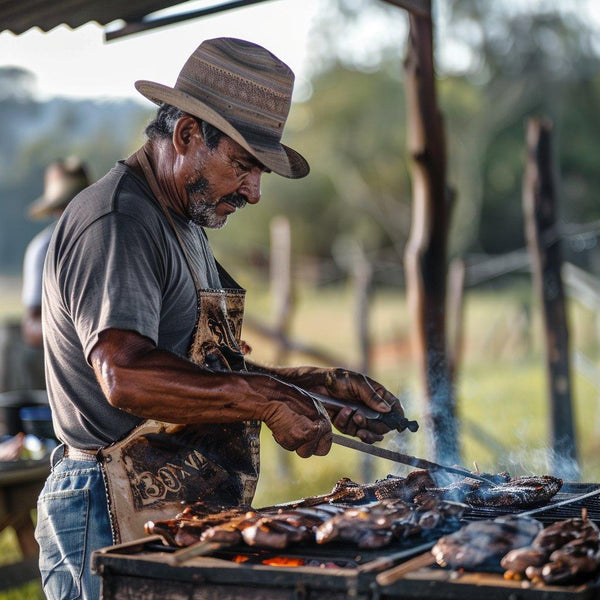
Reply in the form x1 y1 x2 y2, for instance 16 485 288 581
501 444 580 481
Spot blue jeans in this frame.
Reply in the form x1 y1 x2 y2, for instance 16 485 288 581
35 445 113 600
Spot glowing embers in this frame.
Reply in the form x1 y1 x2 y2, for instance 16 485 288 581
226 551 357 568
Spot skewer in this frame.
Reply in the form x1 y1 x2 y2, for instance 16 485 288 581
169 540 230 565
375 549 436 586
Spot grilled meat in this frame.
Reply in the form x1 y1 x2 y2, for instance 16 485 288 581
326 471 437 504
502 514 600 585
432 516 544 570
241 517 313 549
501 547 550 576
533 515 599 550
145 504 251 546
265 471 437 510
198 507 336 549
417 474 561 509
466 475 562 508
316 498 466 549
315 500 413 548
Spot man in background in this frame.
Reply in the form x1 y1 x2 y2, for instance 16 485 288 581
22 157 90 347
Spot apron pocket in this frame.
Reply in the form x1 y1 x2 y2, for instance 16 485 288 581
36 488 89 600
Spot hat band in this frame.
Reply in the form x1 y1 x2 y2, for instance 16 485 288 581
176 83 288 141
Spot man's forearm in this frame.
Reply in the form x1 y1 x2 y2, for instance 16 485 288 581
91 332 276 424
245 360 331 394
90 329 333 457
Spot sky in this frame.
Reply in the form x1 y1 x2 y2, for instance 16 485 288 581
0 0 323 102
2 0 600 104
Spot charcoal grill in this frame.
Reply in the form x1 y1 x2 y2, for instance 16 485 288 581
91 483 600 600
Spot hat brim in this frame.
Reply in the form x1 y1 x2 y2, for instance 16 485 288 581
28 192 75 219
135 80 309 179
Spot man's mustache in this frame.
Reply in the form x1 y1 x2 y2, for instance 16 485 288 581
220 193 247 209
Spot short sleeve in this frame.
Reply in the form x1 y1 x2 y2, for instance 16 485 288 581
59 212 165 361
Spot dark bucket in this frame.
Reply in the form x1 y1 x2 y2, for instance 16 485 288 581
0 389 49 436
19 405 55 439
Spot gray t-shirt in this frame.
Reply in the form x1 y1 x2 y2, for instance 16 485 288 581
22 221 56 308
43 161 222 448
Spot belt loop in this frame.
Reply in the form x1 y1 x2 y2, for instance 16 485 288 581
50 443 65 470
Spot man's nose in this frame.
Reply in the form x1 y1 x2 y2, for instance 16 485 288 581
241 171 262 204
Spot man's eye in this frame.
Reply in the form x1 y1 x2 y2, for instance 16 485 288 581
234 161 249 172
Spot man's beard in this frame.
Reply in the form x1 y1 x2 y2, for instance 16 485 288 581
185 176 247 229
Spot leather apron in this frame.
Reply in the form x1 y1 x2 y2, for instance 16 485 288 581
99 148 260 544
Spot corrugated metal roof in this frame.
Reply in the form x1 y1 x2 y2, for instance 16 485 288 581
0 0 183 35
0 0 275 39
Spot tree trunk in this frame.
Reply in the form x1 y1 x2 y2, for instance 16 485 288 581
402 1 459 464
522 117 579 480
270 216 294 366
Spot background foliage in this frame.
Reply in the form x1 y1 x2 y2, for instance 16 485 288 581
2 1 600 279
3 1 600 597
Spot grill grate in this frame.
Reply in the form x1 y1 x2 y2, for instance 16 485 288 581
463 483 600 524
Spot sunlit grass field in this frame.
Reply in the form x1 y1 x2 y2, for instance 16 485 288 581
2 274 600 598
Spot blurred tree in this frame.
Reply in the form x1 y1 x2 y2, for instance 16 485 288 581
302 0 600 262
0 68 151 274
210 64 413 285
3 3 600 278
439 1 600 256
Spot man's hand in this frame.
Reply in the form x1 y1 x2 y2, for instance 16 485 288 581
253 365 406 444
90 329 332 459
257 378 332 458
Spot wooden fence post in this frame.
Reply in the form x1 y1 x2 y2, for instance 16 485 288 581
402 0 459 464
270 216 294 367
523 117 579 480
269 216 295 478
352 246 375 481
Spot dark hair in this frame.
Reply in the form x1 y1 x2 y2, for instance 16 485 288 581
144 103 224 149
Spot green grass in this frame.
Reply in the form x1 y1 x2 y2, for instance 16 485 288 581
2 277 600 597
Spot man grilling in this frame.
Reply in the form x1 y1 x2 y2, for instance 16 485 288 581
36 38 407 600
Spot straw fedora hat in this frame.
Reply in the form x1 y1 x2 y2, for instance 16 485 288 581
135 37 309 179
28 157 90 219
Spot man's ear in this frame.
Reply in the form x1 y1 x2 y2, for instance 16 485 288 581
172 116 202 156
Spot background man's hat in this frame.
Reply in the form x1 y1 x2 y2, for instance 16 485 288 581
135 37 309 179
28 157 90 219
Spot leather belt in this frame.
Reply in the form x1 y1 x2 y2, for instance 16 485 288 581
64 445 99 461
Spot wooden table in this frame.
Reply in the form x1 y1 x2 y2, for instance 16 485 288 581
0 459 49 590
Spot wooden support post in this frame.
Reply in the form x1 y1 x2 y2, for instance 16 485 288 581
523 117 579 480
402 0 459 464
352 248 374 481
269 216 294 478
270 216 294 366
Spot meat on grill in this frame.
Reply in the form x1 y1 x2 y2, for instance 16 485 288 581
315 497 466 549
501 513 600 585
315 499 410 548
417 475 562 509
146 488 465 552
203 506 341 549
431 516 544 570
325 471 437 504
268 471 437 510
145 503 252 547
466 476 563 508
